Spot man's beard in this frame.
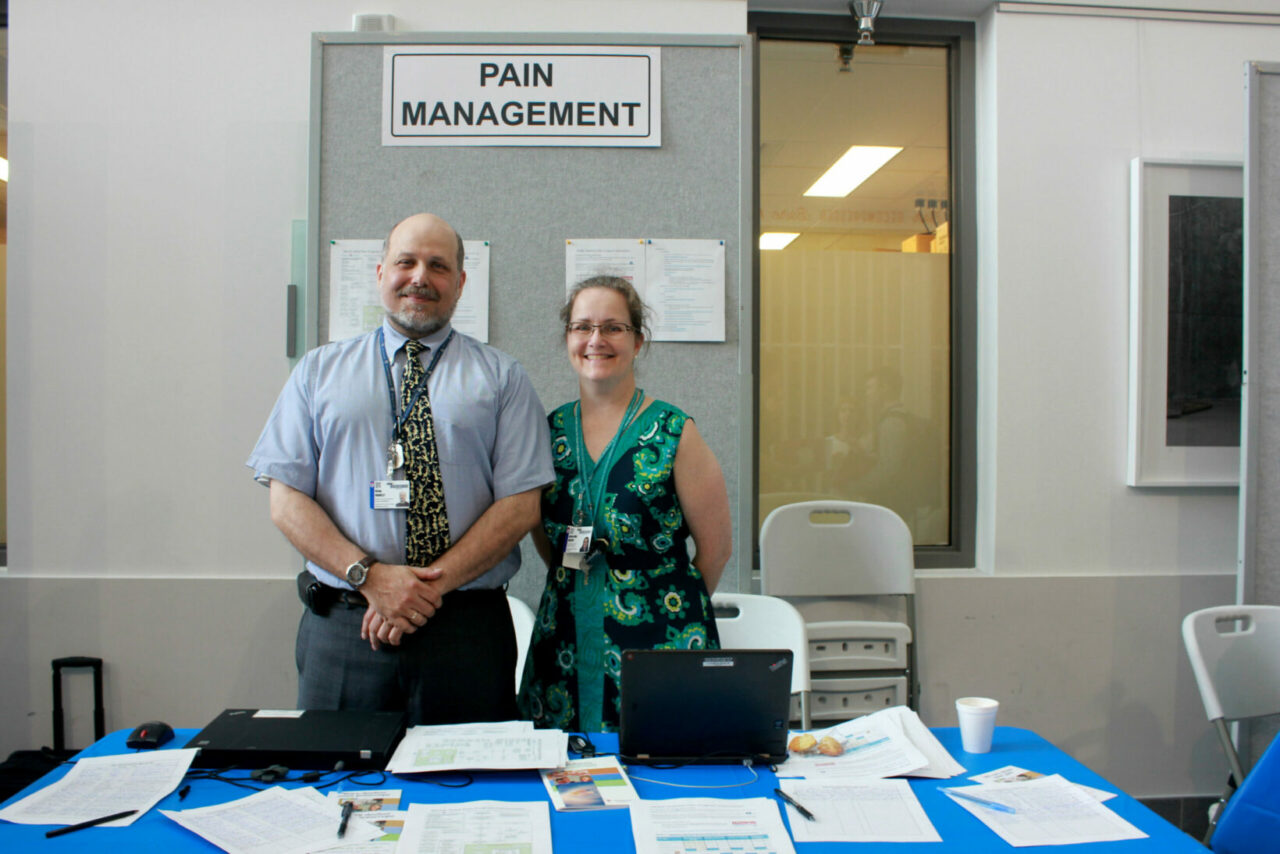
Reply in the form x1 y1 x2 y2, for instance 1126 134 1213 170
389 307 449 337
389 286 454 337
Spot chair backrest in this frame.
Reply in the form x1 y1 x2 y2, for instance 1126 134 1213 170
507 595 536 692
1182 605 1280 723
711 592 810 695
760 500 914 597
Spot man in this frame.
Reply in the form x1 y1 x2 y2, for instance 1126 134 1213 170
248 213 553 724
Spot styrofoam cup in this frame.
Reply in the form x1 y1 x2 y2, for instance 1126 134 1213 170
955 696 999 753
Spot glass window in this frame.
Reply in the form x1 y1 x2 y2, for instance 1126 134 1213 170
753 16 975 565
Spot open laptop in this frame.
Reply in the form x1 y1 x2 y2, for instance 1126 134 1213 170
185 709 406 770
618 649 793 765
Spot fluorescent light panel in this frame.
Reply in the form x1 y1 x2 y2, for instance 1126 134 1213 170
759 232 799 250
804 145 902 198
0 157 8 182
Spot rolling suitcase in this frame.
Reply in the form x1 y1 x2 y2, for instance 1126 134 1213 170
0 657 105 803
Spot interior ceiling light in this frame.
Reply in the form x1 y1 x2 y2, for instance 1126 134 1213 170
803 145 902 198
0 157 8 182
850 0 883 47
759 232 800 251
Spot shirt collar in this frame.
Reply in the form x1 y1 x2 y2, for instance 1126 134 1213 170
380 318 454 362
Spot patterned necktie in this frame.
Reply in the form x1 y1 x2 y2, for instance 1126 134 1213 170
402 340 451 565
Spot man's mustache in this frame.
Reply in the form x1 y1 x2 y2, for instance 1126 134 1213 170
399 286 439 300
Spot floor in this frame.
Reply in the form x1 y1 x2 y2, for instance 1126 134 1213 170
1139 796 1216 847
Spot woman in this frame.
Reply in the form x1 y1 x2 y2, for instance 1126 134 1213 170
518 276 732 732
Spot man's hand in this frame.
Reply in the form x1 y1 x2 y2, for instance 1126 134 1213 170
359 563 445 649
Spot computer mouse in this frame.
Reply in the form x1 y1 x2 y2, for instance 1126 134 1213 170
126 720 175 750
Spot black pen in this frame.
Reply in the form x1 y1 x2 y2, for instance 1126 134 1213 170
178 784 191 801
773 787 816 821
337 800 355 837
45 809 138 838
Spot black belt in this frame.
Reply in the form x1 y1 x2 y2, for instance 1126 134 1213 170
296 571 503 617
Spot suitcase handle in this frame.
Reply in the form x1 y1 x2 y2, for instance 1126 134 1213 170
51 657 104 753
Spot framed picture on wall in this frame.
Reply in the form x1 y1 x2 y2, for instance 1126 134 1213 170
1128 158 1243 487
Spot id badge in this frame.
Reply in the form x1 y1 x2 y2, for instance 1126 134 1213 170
562 525 593 569
370 480 411 510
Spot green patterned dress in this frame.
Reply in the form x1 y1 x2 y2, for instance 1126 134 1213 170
517 399 720 732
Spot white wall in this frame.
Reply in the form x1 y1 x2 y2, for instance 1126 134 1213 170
982 9 1279 579
0 0 1266 798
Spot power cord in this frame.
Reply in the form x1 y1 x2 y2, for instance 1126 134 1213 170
627 757 761 789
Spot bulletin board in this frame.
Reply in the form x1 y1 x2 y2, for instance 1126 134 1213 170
307 33 754 593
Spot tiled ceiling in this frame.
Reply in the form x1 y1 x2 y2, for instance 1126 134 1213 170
759 39 950 250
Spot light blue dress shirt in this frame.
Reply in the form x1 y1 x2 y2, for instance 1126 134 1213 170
248 320 554 590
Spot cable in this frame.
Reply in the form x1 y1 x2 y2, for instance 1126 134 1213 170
628 760 760 789
180 765 399 792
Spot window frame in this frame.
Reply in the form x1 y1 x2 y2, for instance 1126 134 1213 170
749 13 977 569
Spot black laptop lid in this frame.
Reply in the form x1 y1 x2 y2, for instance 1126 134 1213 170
618 649 793 765
185 709 406 770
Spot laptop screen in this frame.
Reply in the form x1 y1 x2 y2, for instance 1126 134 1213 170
618 649 793 765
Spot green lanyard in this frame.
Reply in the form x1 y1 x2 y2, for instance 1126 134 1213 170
571 388 645 531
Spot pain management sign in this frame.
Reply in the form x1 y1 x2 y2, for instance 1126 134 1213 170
383 45 661 147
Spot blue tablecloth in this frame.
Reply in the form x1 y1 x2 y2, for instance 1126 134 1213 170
0 725 1205 852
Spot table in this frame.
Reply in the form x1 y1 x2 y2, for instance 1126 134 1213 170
0 726 1205 852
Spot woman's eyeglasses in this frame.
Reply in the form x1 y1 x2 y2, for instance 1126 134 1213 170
565 321 636 338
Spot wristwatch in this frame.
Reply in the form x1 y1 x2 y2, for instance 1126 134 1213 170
344 555 377 588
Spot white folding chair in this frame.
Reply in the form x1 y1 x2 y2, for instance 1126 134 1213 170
760 501 918 720
507 595 536 692
1182 605 1280 844
711 592 812 729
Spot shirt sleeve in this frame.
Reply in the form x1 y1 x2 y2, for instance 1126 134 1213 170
491 361 555 500
245 356 319 497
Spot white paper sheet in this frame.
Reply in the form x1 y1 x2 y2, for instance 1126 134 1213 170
969 765 1117 802
328 239 385 342
320 808 408 852
779 779 942 843
0 748 199 826
327 238 491 343
160 786 380 854
629 797 796 854
565 238 646 290
873 705 966 778
645 238 726 341
385 724 567 773
942 774 1148 847
396 800 552 854
779 715 929 780
451 241 490 342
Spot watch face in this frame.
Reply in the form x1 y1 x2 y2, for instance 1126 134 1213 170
346 563 367 587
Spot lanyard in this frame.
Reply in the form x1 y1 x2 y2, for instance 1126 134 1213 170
571 388 645 529
376 326 455 440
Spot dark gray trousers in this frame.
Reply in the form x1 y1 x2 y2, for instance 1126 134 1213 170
295 588 517 726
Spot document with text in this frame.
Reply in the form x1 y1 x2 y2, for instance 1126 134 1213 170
160 786 380 854
385 722 568 773
779 779 942 843
396 800 552 854
943 774 1147 847
968 765 1117 802
0 748 198 826
630 797 796 854
780 714 929 780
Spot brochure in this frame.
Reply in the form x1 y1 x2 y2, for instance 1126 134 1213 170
539 757 638 811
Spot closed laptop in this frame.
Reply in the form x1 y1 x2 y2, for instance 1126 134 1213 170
185 709 406 770
619 649 793 765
